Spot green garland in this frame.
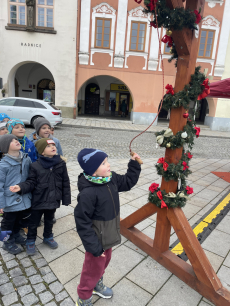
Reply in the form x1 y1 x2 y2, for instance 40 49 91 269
155 151 192 182
144 0 198 31
155 116 197 150
162 67 206 111
148 189 188 209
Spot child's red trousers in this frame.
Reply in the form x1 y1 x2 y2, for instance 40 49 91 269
77 248 112 300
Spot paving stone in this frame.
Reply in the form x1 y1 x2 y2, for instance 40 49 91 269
20 258 32 268
21 293 39 306
2 252 15 262
0 266 3 274
43 272 57 284
40 265 51 276
32 282 46 294
202 229 230 257
17 285 33 297
55 290 68 302
127 256 172 294
9 267 23 278
148 275 201 306
0 282 15 296
39 291 54 304
49 281 64 295
2 292 18 306
11 304 22 306
0 273 9 285
30 252 42 260
16 252 27 260
34 258 47 268
29 274 43 284
6 259 18 269
13 275 28 286
25 266 37 277
60 297 75 306
45 302 57 306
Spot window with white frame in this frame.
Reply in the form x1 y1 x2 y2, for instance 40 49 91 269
37 0 54 28
9 0 26 25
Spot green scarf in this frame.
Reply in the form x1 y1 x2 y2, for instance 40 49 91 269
84 172 112 184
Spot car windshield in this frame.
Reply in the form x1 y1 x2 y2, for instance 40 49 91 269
49 103 60 110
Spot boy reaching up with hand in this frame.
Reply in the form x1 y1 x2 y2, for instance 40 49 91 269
74 149 141 306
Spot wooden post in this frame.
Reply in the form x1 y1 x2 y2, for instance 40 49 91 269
120 0 230 304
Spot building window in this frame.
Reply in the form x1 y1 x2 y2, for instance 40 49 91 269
9 0 26 25
198 30 215 58
130 21 146 52
37 0 54 28
95 18 111 49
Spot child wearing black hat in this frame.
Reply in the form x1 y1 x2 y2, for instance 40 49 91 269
10 138 71 255
0 134 32 254
75 148 141 306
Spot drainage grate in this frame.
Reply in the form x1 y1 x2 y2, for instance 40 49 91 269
74 134 91 137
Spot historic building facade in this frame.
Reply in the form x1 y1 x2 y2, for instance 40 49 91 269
76 0 230 128
0 0 77 117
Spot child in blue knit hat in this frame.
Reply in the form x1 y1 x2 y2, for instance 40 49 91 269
8 119 37 163
74 148 141 306
0 113 10 123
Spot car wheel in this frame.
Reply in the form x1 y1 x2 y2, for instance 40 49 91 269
31 116 43 127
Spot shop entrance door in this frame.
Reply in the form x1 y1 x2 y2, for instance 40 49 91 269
119 94 129 116
85 83 100 115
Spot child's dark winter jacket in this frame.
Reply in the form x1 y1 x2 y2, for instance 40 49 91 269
74 159 141 257
18 155 71 210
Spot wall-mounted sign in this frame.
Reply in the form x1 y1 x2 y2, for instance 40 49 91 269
110 84 129 92
21 43 41 47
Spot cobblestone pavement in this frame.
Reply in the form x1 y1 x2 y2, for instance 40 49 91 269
26 126 230 161
1 126 230 306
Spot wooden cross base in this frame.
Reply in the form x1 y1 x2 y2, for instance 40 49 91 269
120 203 230 306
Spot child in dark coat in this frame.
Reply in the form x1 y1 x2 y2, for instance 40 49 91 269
74 149 141 306
10 138 71 255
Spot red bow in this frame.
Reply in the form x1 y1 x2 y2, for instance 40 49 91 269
157 157 165 164
165 84 174 95
157 191 168 209
182 161 189 171
150 21 157 28
161 35 173 47
163 162 169 171
194 9 202 24
194 126 200 138
197 78 210 100
148 0 158 11
134 0 142 3
186 186 194 195
187 152 193 159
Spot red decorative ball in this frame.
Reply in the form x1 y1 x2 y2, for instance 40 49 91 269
183 112 189 118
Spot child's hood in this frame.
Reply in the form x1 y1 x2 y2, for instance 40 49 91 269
78 173 95 192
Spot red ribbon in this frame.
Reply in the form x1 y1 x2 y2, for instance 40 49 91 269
147 0 158 11
187 152 193 159
194 126 200 138
134 0 142 3
165 84 174 95
182 161 189 171
157 157 165 164
194 9 202 24
186 186 194 195
157 191 168 209
163 162 169 171
150 21 157 28
161 35 173 47
197 78 210 100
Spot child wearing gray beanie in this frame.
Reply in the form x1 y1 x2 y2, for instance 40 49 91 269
0 134 31 255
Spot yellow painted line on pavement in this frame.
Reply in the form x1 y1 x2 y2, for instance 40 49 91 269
171 193 230 255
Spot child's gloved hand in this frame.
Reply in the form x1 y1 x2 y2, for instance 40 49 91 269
9 185 21 193
0 230 12 242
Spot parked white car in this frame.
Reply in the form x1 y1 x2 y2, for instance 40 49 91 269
0 97 62 126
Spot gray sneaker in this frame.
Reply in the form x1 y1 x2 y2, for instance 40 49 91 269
76 296 93 306
93 277 113 299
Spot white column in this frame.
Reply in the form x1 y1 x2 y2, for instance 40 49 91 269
79 0 91 65
214 0 230 77
114 0 128 68
148 27 159 71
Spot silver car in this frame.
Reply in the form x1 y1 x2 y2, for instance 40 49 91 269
0 97 62 126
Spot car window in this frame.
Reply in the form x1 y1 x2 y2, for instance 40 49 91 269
49 103 60 110
15 99 35 108
33 102 47 109
0 98 16 106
